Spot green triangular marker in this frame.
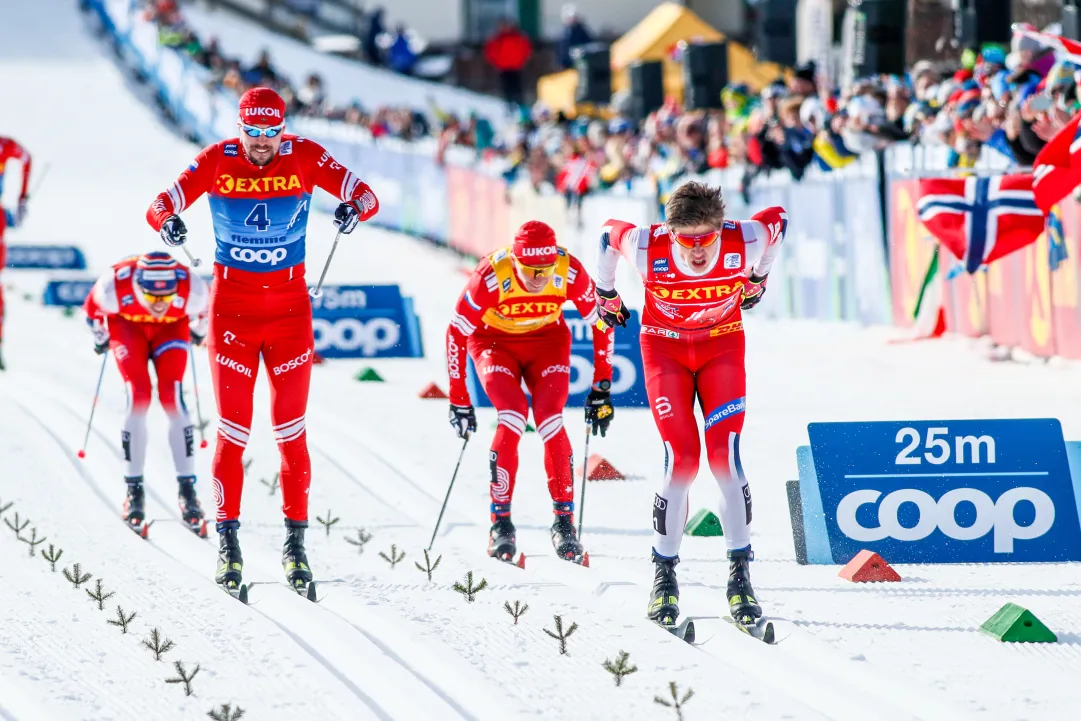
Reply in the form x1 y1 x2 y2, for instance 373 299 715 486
980 603 1057 643
62 306 75 317
684 509 723 537
490 420 536 432
354 367 384 382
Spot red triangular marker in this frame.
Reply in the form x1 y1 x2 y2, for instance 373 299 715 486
838 550 901 582
584 455 624 481
418 382 448 399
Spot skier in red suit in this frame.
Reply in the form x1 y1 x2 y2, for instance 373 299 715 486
0 136 32 370
84 252 210 538
595 181 786 629
145 87 379 595
446 220 614 564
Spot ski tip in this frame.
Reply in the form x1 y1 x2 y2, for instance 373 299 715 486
581 552 590 568
306 581 318 602
238 584 249 605
197 520 209 539
139 525 149 539
516 553 527 569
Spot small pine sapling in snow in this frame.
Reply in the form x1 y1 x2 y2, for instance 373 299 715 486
21 527 46 557
344 528 373 554
86 578 116 610
166 660 200 696
106 606 137 633
654 681 695 721
452 571 488 602
242 457 254 476
414 549 442 581
63 563 92 589
543 615 578 655
207 703 246 721
504 600 529 625
315 509 340 537
142 628 176 660
5 512 29 537
379 544 405 569
0 497 12 515
260 472 280 495
41 544 63 571
602 650 638 687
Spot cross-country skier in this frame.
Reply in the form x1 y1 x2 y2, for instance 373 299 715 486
446 220 614 564
84 252 210 538
595 181 786 629
0 135 32 370
145 87 379 596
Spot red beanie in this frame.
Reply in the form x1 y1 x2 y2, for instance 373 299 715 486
238 87 286 125
512 221 558 266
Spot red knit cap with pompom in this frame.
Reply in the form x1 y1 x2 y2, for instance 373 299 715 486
238 87 286 125
512 220 558 267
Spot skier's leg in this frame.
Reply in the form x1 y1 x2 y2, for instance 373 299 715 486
522 331 573 518
150 327 195 478
109 317 153 480
473 342 528 520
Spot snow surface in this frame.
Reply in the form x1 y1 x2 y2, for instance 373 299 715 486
3 2 1081 719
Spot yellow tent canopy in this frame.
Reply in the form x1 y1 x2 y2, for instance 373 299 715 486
537 2 786 116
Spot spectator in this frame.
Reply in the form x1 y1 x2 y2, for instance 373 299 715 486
558 5 594 70
387 24 418 75
247 49 280 86
296 73 326 115
365 8 386 67
484 19 533 108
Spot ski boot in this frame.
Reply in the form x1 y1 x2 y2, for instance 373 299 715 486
121 477 149 538
488 515 517 562
727 547 763 624
647 552 680 624
215 521 245 601
177 476 208 538
283 520 315 601
550 510 587 565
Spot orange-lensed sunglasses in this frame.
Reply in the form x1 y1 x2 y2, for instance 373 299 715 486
671 230 720 249
143 292 177 305
515 259 557 280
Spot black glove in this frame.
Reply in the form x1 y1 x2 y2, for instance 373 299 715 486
741 273 768 310
584 381 614 437
160 214 188 247
596 287 629 329
449 403 476 440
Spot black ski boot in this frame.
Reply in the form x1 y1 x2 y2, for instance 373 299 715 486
727 547 762 623
215 521 244 599
550 513 586 564
488 516 517 562
177 476 207 538
647 552 680 624
283 520 315 599
121 477 148 538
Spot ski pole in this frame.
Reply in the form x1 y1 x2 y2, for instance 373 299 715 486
427 436 470 551
180 244 202 268
28 162 50 198
188 343 209 449
309 230 342 299
577 424 591 538
77 353 109 459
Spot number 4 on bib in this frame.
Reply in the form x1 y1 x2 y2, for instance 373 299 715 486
245 203 271 232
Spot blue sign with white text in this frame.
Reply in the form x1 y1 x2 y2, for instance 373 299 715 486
795 419 1081 564
466 309 648 409
42 279 95 307
8 245 87 270
310 284 423 359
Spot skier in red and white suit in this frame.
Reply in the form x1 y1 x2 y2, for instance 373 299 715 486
595 181 785 626
84 252 209 536
446 220 614 563
145 87 379 593
0 135 32 369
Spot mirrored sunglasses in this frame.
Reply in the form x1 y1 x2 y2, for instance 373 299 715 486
672 230 720 249
240 123 285 138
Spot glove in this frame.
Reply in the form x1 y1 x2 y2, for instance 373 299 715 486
596 287 629 329
741 273 768 310
334 185 379 234
160 214 188 247
449 403 476 440
15 197 28 226
89 320 109 355
189 316 207 346
584 382 614 437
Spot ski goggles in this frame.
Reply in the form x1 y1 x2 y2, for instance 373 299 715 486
240 122 286 138
515 259 557 280
671 229 720 249
142 291 177 305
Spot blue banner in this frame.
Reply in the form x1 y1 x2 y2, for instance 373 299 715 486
466 309 648 409
794 419 1081 564
310 284 423 358
43 279 95 307
7 245 87 270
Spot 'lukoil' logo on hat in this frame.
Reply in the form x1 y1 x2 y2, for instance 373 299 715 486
518 246 557 258
242 107 283 119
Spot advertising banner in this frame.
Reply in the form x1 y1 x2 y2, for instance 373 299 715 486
42 279 95 307
7 245 88 270
309 284 424 358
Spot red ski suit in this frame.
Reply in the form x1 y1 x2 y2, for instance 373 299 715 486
597 208 786 557
147 135 378 524
0 136 31 342
447 247 612 519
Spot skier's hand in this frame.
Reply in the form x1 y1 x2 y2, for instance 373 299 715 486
449 403 476 440
596 287 629 329
189 316 207 346
15 196 28 226
585 382 614 437
334 185 379 234
89 319 109 355
741 273 768 310
160 214 188 247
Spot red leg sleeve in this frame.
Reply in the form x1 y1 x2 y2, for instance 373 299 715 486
522 330 574 511
473 339 527 519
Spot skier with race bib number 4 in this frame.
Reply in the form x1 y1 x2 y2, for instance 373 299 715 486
595 181 785 632
145 87 379 598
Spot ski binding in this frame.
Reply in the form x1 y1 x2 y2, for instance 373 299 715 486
125 518 151 539
185 518 208 538
292 579 317 602
220 581 248 604
726 615 775 644
655 615 696 643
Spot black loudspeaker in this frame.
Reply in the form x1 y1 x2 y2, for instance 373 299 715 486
754 0 798 67
853 0 906 77
683 42 728 111
574 45 611 105
1064 3 1081 42
629 60 664 121
960 0 1012 47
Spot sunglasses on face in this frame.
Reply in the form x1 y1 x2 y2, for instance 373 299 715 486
240 123 285 138
516 260 556 280
671 230 720 249
143 292 177 305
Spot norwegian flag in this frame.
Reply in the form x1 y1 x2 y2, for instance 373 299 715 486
917 174 1045 274
1032 113 1081 213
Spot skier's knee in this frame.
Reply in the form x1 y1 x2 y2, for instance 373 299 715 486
535 414 565 444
